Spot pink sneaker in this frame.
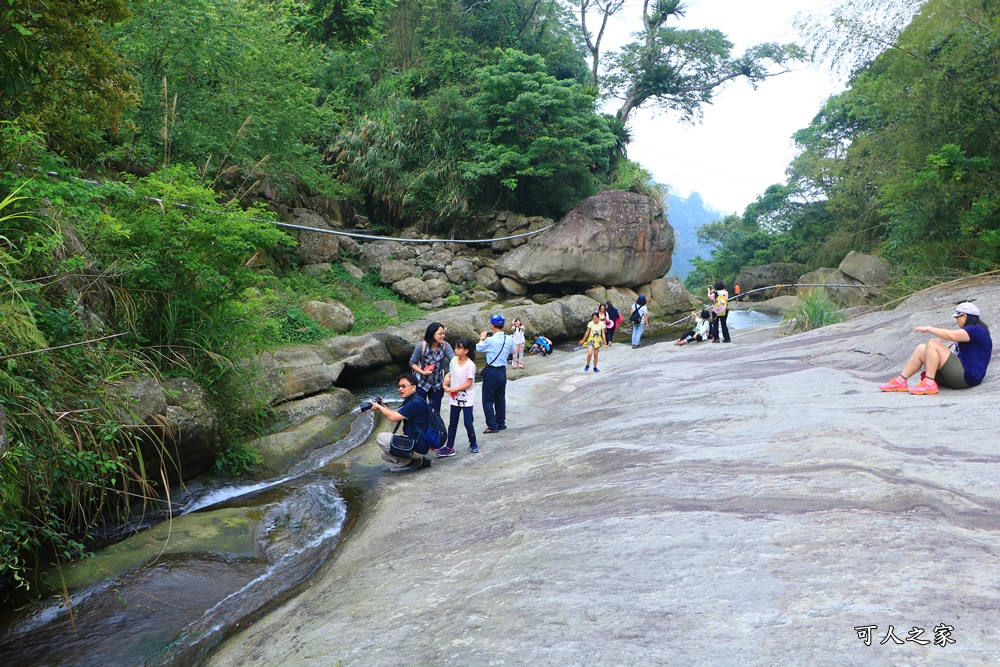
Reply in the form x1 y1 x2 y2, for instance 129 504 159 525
879 375 909 392
909 377 939 395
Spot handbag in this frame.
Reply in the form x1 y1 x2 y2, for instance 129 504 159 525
388 434 416 459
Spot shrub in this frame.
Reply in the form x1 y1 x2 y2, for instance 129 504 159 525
782 290 846 334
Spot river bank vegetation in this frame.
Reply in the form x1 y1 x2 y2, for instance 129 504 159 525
687 0 1000 295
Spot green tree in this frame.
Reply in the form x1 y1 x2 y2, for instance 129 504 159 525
463 49 616 215
0 0 136 156
109 0 331 183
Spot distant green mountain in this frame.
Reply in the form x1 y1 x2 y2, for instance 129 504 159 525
666 192 724 281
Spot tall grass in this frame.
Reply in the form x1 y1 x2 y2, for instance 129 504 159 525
782 290 846 334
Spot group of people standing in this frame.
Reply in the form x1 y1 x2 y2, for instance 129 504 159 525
371 314 517 473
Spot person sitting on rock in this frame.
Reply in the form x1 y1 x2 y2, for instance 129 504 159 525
675 309 711 346
370 372 431 473
879 302 993 395
530 335 552 356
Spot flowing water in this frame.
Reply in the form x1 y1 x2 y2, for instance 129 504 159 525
0 411 377 667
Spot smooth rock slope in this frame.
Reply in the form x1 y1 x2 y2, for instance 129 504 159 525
207 278 1000 667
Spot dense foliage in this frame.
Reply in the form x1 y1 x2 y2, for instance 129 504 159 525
0 0 805 589
690 0 1000 291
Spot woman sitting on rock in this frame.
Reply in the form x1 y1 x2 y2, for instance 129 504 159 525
879 302 992 395
675 309 711 346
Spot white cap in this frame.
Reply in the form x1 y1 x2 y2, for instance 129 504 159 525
953 302 980 317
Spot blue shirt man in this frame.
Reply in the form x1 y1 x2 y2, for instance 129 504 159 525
476 313 516 433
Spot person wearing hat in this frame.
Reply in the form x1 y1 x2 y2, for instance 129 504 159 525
477 314 516 433
879 301 993 395
630 295 650 348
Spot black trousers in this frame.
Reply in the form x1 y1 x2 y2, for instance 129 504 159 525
481 365 507 430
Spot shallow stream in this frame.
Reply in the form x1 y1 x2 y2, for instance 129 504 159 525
0 411 377 667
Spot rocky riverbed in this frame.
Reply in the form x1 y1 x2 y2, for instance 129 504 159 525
205 277 1000 666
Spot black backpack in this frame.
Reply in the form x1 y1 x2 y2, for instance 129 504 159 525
629 303 643 324
394 398 448 454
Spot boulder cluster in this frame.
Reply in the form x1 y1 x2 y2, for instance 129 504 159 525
735 251 890 305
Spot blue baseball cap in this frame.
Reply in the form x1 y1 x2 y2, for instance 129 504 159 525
490 313 506 327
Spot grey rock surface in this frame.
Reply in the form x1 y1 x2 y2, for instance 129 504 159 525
272 388 356 425
391 276 433 304
735 262 806 300
493 191 674 286
799 267 867 307
839 251 891 289
161 377 218 479
289 209 339 265
378 259 420 285
302 299 355 333
209 277 1000 667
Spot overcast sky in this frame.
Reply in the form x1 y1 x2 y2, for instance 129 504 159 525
596 0 845 216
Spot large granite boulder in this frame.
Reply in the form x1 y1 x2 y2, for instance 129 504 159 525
273 388 356 425
734 262 806 300
378 260 420 285
493 191 674 286
476 267 502 291
323 334 396 370
391 277 433 304
445 259 477 285
798 267 867 307
289 209 339 265
302 300 354 333
647 277 702 315
839 251 890 290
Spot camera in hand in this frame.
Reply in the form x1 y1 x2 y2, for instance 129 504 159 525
359 397 385 411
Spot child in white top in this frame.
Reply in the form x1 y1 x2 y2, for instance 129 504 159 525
440 338 479 455
510 319 526 368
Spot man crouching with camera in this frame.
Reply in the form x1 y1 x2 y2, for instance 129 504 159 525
366 371 431 473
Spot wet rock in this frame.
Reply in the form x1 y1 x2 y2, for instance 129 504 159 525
251 414 352 472
44 508 257 593
207 277 1000 667
162 377 219 479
